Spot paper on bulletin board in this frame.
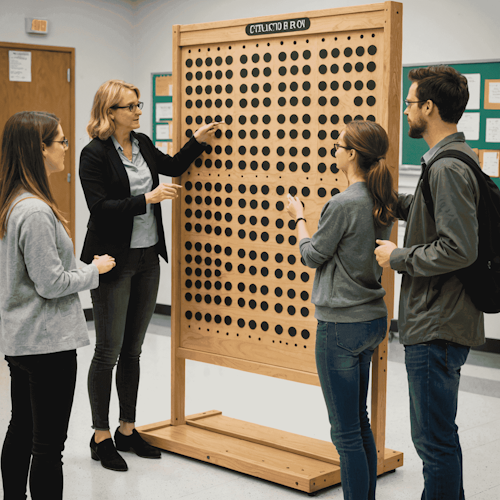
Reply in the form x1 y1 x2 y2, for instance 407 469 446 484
156 76 172 96
489 82 500 104
156 124 170 140
486 118 500 143
457 113 480 141
156 142 169 154
156 102 172 121
464 74 481 110
482 151 499 177
9 51 31 82
485 80 500 110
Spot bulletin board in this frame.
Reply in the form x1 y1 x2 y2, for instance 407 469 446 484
139 2 404 493
402 61 500 182
152 72 174 155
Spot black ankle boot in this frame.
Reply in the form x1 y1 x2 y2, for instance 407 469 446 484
90 434 128 471
114 428 161 459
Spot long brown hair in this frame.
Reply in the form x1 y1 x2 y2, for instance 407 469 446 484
87 80 140 140
0 111 69 238
342 120 398 227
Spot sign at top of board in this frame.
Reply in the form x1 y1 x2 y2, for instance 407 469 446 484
245 18 310 36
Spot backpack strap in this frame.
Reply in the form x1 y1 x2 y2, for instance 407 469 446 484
421 149 481 221
420 149 482 309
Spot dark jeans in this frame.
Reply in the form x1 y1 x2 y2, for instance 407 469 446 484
405 341 470 500
1 350 77 500
88 246 160 430
315 317 387 500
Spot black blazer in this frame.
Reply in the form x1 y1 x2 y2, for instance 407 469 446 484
79 132 205 279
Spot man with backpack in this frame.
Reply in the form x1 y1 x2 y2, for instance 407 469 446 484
375 65 485 500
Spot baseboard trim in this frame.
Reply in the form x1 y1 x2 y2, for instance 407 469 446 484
84 304 171 322
390 319 499 354
154 304 171 316
471 338 500 354
83 308 93 322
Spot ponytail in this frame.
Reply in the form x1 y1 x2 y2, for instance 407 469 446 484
366 158 398 228
342 120 397 228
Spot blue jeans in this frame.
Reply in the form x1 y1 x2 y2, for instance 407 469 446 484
88 247 160 430
315 317 387 500
405 341 470 500
1 350 77 500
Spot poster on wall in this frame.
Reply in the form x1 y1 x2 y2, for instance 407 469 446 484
9 51 31 82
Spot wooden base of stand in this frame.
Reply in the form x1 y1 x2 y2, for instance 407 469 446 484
137 411 403 493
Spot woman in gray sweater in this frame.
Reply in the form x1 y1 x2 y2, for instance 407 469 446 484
287 120 397 500
0 111 115 500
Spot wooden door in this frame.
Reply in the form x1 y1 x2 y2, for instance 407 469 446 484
0 42 75 238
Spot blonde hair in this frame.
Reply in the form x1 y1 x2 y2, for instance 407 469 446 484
86 80 140 140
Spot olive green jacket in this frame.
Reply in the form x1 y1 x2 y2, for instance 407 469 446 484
390 133 485 346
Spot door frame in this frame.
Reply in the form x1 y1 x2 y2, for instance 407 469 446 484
0 41 76 240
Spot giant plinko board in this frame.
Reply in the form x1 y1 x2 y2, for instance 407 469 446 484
139 2 403 493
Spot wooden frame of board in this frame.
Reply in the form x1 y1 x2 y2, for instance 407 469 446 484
138 2 403 492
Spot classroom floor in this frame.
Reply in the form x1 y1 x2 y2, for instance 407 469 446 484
1 314 499 500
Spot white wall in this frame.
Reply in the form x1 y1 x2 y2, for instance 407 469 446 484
133 0 500 338
2 0 500 335
1 0 138 308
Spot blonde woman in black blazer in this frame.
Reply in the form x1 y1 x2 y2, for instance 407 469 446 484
80 80 221 471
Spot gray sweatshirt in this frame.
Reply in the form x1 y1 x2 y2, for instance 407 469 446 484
0 193 99 356
299 182 392 323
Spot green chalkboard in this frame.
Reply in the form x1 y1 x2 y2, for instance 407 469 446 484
402 62 500 175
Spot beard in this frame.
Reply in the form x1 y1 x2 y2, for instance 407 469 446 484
408 116 427 139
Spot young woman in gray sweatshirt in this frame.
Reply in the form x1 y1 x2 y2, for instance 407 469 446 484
0 111 115 500
287 120 397 500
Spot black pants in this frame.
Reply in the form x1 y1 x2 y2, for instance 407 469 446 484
1 350 77 500
88 247 160 430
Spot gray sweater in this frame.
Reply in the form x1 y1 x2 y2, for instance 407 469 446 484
0 193 99 356
300 182 392 323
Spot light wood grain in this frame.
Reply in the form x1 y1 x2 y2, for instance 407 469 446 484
186 413 340 464
171 25 186 426
371 1 403 468
178 347 321 385
137 413 403 492
179 5 388 46
139 421 340 492
163 3 404 491
178 24 386 370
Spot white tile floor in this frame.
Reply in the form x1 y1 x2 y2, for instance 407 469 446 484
1 315 499 499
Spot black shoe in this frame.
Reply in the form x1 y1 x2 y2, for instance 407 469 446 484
90 435 128 471
114 428 161 459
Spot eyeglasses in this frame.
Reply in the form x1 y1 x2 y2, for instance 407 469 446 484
111 102 144 112
332 143 351 154
53 138 69 148
404 99 428 107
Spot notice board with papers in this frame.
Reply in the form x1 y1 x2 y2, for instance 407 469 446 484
402 60 500 185
152 72 174 156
